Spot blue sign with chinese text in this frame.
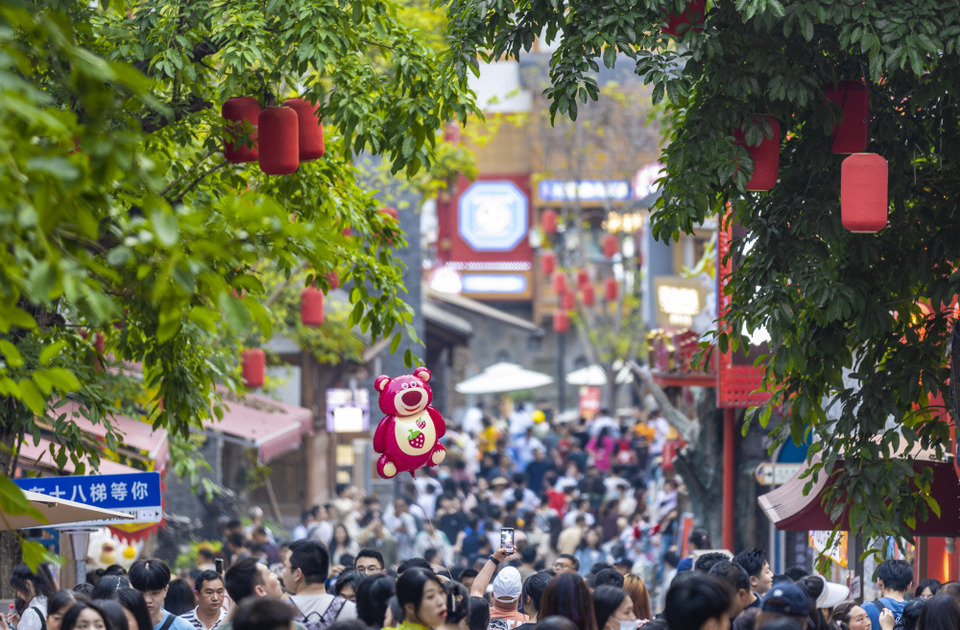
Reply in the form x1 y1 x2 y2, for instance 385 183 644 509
14 472 162 525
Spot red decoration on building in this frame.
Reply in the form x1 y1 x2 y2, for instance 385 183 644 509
283 98 325 161
553 272 567 294
258 107 299 175
222 97 260 163
825 81 868 154
841 153 888 233
576 269 590 287
603 234 619 259
301 286 324 326
541 251 557 276
662 0 706 37
553 310 569 333
242 349 266 388
582 284 596 307
604 277 619 301
542 209 558 234
735 116 780 191
562 289 576 311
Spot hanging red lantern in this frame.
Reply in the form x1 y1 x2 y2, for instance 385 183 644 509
562 289 576 311
825 81 868 154
582 284 596 307
443 121 461 144
841 153 888 233
283 98 325 161
325 271 340 290
541 251 557 276
553 310 569 334
734 116 780 191
241 349 266 388
381 207 399 222
603 234 619 259
576 269 590 287
258 107 299 175
553 272 567 294
604 277 619 301
222 97 260 163
662 0 706 37
301 286 325 326
542 209 558 234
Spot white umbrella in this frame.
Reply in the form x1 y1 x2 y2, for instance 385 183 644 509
0 490 136 531
455 362 553 395
565 363 633 386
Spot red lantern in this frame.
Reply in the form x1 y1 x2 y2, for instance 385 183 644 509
542 209 558 234
283 98 325 161
604 277 619 301
576 269 590 287
841 153 888 233
381 207 399 222
562 289 576 311
603 234 619 259
553 310 569 334
242 349 265 388
301 286 324 326
222 97 260 163
825 81 868 154
325 271 340 290
582 284 596 307
662 0 706 37
553 272 567 294
258 107 299 175
443 121 461 144
541 251 557 276
735 116 780 191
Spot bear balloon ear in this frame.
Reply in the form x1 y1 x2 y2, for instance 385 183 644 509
375 375 392 392
413 367 431 383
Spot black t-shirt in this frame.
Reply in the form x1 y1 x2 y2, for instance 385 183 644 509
437 511 468 544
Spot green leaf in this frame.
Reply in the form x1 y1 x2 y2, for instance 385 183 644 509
18 379 45 415
0 339 25 367
151 210 180 248
38 341 68 366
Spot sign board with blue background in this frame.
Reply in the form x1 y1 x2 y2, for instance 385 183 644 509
15 471 162 525
458 182 528 252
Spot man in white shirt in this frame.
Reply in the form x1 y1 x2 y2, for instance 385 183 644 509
180 571 227 630
282 540 358 627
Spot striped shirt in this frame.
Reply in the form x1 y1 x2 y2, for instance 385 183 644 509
180 607 227 630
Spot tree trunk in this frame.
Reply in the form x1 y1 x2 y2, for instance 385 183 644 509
672 388 725 548
1 397 25 597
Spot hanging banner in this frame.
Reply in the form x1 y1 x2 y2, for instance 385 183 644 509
809 530 848 568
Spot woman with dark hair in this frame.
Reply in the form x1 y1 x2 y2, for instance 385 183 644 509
539 573 597 630
395 568 448 630
437 582 469 630
95 601 130 630
915 594 960 630
621 574 651 623
356 575 396 630
9 563 57 630
162 579 195 616
466 597 488 630
333 570 365 603
91 577 132 602
915 578 941 599
592 586 636 630
60 601 115 630
574 528 606 577
329 524 360 566
586 427 616 473
536 616 579 630
899 598 927 630
384 596 404 629
829 601 870 630
514 571 553 630
47 591 79 630
116 588 152 630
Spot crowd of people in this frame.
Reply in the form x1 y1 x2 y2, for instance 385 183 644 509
3 404 958 630
3 540 960 630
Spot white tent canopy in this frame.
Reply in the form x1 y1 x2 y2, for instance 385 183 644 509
0 490 135 531
455 362 553 395
565 363 632 386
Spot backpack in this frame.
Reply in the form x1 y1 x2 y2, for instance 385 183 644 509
287 596 348 630
874 599 904 630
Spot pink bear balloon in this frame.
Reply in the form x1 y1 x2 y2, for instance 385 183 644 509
373 367 446 479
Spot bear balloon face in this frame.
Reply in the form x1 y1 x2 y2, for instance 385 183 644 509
375 367 433 418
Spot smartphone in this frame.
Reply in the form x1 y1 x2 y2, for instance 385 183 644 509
500 527 515 553
215 558 224 575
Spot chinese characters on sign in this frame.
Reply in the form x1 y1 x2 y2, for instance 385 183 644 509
14 472 163 526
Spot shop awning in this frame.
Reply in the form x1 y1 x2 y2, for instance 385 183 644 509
206 390 313 464
51 401 170 473
18 438 143 476
758 451 960 536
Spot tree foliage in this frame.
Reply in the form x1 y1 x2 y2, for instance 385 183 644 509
445 0 960 545
0 0 474 535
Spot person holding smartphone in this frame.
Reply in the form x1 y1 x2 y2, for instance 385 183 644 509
468 537 528 630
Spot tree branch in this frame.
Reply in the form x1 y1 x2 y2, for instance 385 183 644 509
629 360 700 443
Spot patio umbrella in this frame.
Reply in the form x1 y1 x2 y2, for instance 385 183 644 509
455 362 553 395
0 490 136 530
565 363 633 386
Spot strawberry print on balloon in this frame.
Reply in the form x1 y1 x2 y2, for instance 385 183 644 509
373 367 446 478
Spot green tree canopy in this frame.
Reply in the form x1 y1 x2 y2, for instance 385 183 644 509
445 0 960 544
